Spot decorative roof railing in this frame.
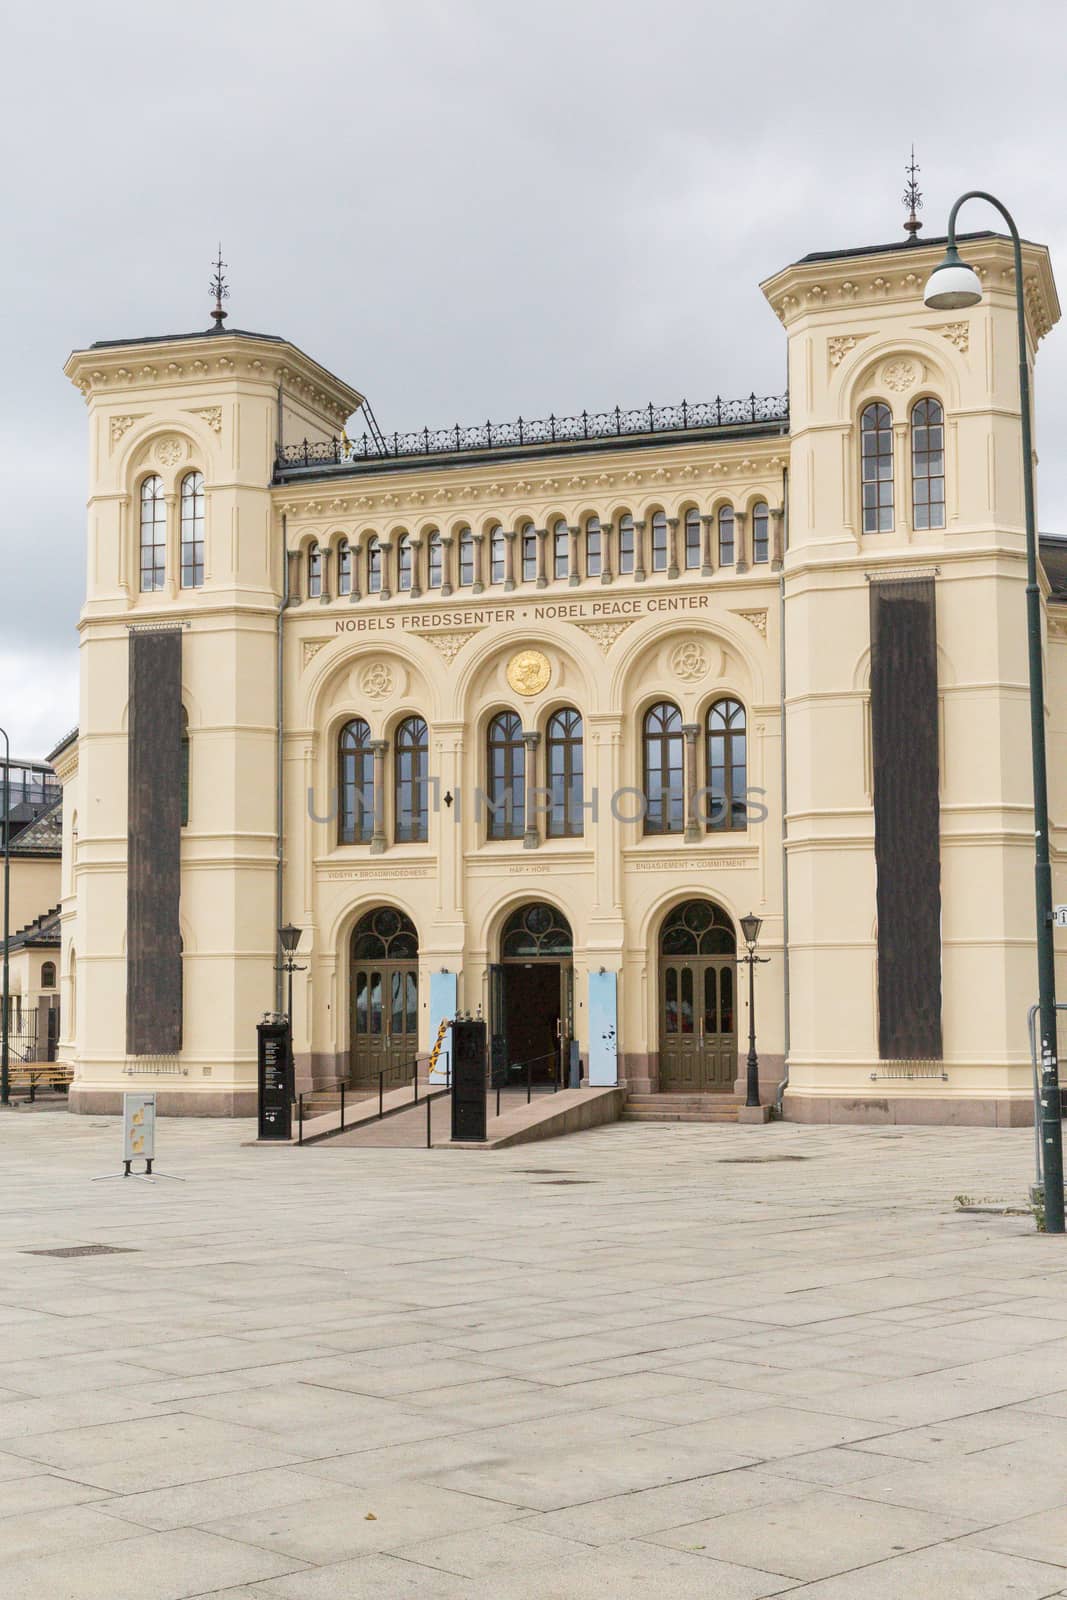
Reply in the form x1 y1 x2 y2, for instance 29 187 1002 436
276 393 789 471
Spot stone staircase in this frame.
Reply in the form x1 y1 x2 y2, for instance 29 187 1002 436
623 1092 743 1124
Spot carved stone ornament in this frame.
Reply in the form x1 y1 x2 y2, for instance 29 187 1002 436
153 436 185 467
189 406 223 434
506 649 552 697
733 609 768 638
933 321 970 353
669 639 710 682
881 358 920 394
302 639 329 669
572 619 636 655
110 414 142 448
359 662 394 700
425 629 482 664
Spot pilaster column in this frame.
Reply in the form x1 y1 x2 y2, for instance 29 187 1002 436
535 528 548 590
667 517 680 580
770 507 785 572
369 740 389 855
734 511 749 574
682 723 701 843
701 515 715 578
165 492 179 599
504 529 517 591
472 531 485 594
286 549 304 603
568 524 581 587
378 540 393 601
319 548 332 604
348 538 362 603
408 537 423 598
633 519 647 583
600 520 614 585
893 421 909 533
522 730 542 849
440 535 454 598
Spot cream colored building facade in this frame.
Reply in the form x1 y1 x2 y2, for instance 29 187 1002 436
56 225 1066 1123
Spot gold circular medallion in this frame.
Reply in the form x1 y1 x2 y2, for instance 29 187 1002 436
506 649 551 697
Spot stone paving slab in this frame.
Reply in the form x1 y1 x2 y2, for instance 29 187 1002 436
0 1112 1065 1597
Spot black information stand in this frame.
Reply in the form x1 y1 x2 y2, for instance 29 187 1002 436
451 1017 488 1142
258 1019 293 1140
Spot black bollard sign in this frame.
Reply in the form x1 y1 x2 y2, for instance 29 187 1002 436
451 1017 488 1142
257 1019 293 1140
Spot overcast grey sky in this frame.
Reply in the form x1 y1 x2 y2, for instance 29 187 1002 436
3 0 1065 755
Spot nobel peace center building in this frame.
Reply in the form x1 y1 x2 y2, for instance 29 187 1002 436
55 222 1067 1125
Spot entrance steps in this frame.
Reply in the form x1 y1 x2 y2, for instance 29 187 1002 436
623 1093 743 1124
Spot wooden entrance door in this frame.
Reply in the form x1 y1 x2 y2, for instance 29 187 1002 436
658 957 737 1091
350 961 419 1087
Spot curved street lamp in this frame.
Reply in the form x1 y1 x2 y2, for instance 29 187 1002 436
924 194 1063 1235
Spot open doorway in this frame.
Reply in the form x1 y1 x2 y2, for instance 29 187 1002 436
491 902 574 1086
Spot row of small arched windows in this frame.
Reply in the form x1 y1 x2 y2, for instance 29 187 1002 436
336 698 748 844
140 473 204 591
308 505 772 600
861 398 945 534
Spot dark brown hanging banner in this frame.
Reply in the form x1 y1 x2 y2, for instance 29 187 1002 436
126 627 183 1056
869 577 942 1060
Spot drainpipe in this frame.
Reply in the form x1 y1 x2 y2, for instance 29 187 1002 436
775 466 791 1118
275 512 289 1013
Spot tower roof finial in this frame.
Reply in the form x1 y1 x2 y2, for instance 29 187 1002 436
903 146 923 242
209 244 230 328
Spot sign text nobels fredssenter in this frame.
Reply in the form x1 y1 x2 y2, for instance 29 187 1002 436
333 594 711 633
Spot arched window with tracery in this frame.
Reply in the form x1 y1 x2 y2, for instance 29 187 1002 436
339 718 373 844
546 708 584 837
489 525 505 584
643 701 684 835
651 511 668 573
861 402 894 532
553 519 569 581
684 507 701 569
140 475 166 592
307 541 323 598
617 513 635 575
337 538 352 596
706 697 747 832
427 531 442 589
718 505 735 567
367 537 382 593
180 471 204 589
585 517 602 579
394 717 428 842
458 527 474 587
911 398 945 529
397 535 413 592
486 711 525 840
752 502 769 564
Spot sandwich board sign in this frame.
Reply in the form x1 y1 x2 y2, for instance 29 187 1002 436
123 1093 156 1173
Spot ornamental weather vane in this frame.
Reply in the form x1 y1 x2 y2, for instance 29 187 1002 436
903 146 923 241
209 244 230 328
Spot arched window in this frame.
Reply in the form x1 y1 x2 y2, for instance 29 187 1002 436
752 502 770 564
718 506 735 566
41 960 56 989
339 718 373 844
458 527 474 586
367 537 382 594
307 542 323 599
486 711 525 840
643 702 684 834
139 475 166 592
651 511 668 573
501 902 573 956
397 535 413 592
352 905 419 959
180 471 204 589
553 520 569 581
660 900 737 956
521 524 537 583
394 717 428 842
180 708 190 828
585 517 602 579
427 531 443 589
617 513 635 575
489 525 505 585
684 508 701 569
337 538 352 596
546 708 584 837
861 402 894 532
706 697 747 832
911 398 945 530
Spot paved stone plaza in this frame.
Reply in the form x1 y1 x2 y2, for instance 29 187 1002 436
0 1113 1066 1598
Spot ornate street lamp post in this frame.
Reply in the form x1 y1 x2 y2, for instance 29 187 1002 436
277 923 305 1027
739 912 769 1109
923 196 1064 1236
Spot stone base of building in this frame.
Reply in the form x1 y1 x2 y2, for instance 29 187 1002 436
68 1086 258 1117
782 1093 1036 1127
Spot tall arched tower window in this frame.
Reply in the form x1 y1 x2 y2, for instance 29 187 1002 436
706 697 747 832
752 502 769 564
394 717 428 842
339 718 373 844
650 511 668 573
546 708 584 837
521 525 537 583
585 517 602 578
427 532 442 589
718 506 735 567
643 702 684 835
307 542 323 598
367 537 382 593
552 520 569 581
617 513 635 575
180 471 204 589
397 535 413 592
861 402 894 532
489 525 505 584
337 538 352 596
458 528 474 586
911 398 945 530
140 475 166 592
684 508 701 569
486 712 525 840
